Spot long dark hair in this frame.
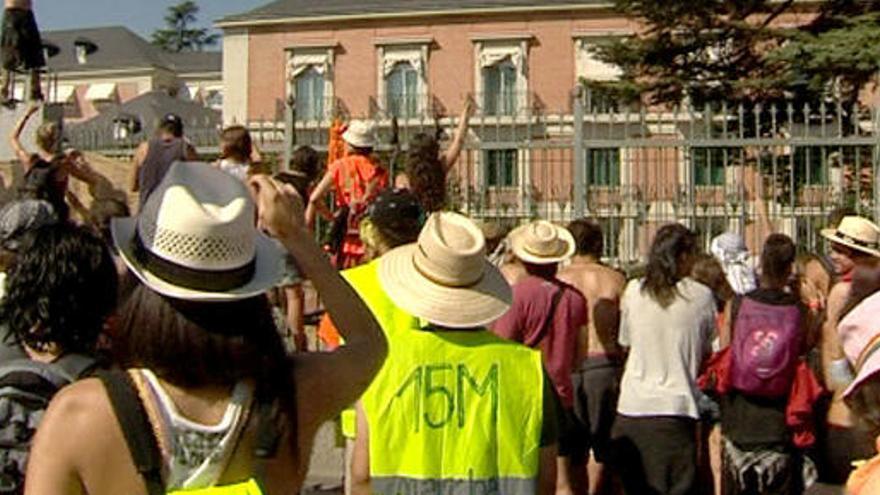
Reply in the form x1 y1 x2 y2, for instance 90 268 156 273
642 223 698 308
114 284 297 445
405 133 446 213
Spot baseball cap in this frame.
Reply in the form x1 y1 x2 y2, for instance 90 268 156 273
367 188 423 246
0 200 58 251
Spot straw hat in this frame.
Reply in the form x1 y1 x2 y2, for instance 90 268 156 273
821 216 880 257
342 120 377 148
378 212 512 328
838 291 880 398
111 162 288 301
509 220 576 265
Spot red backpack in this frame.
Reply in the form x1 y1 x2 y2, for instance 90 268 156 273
729 295 802 397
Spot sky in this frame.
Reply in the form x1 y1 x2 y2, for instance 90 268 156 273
34 0 269 42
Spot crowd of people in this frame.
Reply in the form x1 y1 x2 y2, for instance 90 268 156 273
1 103 880 495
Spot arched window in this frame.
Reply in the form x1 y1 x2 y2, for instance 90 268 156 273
482 58 517 116
295 66 325 121
386 61 419 118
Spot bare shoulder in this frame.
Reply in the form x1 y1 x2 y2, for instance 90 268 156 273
45 378 112 424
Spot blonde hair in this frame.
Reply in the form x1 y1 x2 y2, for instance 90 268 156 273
36 122 60 153
34 122 61 151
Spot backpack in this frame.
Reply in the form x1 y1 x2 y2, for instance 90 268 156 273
729 295 802 397
0 354 96 494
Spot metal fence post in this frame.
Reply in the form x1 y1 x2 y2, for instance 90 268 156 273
282 95 296 172
572 86 586 219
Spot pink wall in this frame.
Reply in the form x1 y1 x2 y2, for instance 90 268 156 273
245 11 637 121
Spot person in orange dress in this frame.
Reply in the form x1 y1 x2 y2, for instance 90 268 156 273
306 120 388 268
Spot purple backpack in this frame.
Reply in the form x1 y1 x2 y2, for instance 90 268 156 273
730 296 802 397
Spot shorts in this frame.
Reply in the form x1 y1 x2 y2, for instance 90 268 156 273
610 415 698 495
1 9 45 71
569 356 622 463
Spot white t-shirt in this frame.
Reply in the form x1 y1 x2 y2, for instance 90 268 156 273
217 159 250 182
617 277 716 419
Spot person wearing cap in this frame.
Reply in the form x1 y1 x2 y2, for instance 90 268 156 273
24 163 387 495
130 113 198 210
817 215 880 484
491 220 587 494
306 120 389 268
0 198 56 300
710 231 758 296
611 223 716 495
350 212 558 495
317 188 424 349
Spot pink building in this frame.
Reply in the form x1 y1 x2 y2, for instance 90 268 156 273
218 1 854 263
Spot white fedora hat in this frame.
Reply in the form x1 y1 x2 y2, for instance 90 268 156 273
111 162 289 301
509 220 576 265
379 212 512 328
342 120 377 148
821 216 880 258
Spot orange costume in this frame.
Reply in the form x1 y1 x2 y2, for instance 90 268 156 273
328 153 388 266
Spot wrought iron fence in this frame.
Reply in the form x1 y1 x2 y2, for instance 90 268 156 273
65 88 880 266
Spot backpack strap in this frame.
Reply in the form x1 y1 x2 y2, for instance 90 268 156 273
0 359 74 390
97 369 165 495
729 294 744 340
525 284 565 348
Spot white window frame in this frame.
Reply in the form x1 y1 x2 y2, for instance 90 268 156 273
376 43 429 119
286 46 335 121
473 38 529 116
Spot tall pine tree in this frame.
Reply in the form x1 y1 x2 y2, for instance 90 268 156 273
151 1 219 53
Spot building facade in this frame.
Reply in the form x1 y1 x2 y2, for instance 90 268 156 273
218 1 870 264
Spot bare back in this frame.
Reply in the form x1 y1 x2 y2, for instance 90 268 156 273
5 0 30 10
558 258 626 359
25 377 315 495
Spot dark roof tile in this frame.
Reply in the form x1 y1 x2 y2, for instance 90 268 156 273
219 0 607 24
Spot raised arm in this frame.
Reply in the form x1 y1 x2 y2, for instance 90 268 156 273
249 175 387 433
10 102 39 168
441 99 473 172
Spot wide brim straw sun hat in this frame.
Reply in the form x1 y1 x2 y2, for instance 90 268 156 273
379 211 512 329
509 220 576 265
821 215 880 258
111 161 288 302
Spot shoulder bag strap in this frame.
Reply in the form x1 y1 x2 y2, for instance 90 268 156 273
729 294 744 340
96 369 165 495
525 285 565 348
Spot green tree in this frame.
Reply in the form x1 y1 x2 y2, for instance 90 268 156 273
151 1 219 53
592 0 880 108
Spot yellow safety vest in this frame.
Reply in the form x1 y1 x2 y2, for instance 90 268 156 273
362 328 546 495
168 479 262 495
337 259 420 438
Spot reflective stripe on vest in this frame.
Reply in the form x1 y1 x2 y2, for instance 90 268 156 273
372 475 537 495
362 329 545 495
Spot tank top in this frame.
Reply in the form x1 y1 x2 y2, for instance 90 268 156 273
139 137 187 207
133 369 255 491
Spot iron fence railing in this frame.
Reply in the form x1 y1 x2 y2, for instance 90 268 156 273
64 88 880 266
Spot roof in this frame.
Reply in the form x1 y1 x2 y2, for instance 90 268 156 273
218 0 609 26
164 51 222 75
68 91 220 146
42 27 221 76
42 26 170 72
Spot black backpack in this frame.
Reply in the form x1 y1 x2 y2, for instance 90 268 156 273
0 354 96 494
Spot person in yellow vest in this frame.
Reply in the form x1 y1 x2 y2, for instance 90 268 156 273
351 212 559 495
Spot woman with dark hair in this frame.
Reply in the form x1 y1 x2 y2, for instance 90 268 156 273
395 101 473 212
24 163 387 495
611 223 717 495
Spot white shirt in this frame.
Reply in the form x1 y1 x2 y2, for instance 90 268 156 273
617 277 716 419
